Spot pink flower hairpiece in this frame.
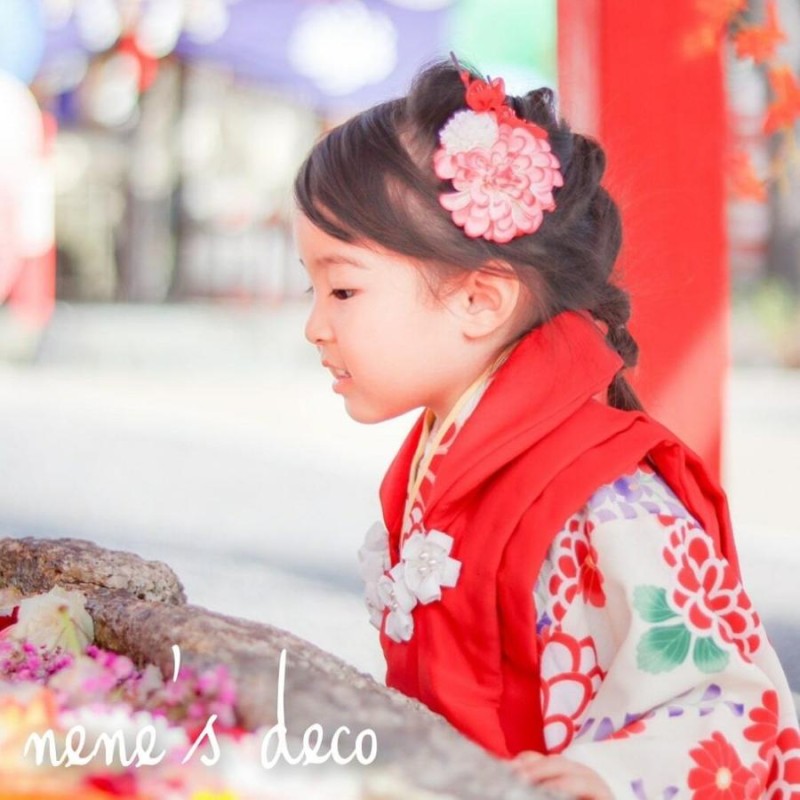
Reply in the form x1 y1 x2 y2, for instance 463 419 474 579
433 64 564 244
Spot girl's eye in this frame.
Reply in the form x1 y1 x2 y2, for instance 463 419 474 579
304 285 354 300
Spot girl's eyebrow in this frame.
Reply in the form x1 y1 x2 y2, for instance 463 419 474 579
300 255 369 270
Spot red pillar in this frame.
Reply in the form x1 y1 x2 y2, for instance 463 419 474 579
558 0 729 479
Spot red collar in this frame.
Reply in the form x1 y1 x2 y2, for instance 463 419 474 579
380 310 623 534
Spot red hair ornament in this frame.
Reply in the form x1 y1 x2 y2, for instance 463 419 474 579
433 70 563 244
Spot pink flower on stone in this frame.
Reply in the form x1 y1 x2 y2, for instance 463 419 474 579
434 118 563 243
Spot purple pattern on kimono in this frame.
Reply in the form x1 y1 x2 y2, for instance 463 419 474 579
632 780 680 800
586 468 699 524
536 610 552 635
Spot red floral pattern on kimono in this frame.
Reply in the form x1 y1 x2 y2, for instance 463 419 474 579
687 732 760 799
539 627 605 752
663 519 762 659
547 518 606 623
744 690 800 798
533 463 800 798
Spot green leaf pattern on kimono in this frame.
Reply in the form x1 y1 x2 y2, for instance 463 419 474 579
633 585 731 675
636 622 692 673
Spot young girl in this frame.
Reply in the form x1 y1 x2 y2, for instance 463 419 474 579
294 60 800 799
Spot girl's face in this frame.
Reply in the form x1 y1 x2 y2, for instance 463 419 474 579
296 212 485 424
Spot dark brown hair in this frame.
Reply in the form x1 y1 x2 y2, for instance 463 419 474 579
294 60 643 412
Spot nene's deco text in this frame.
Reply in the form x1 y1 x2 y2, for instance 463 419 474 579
24 646 378 769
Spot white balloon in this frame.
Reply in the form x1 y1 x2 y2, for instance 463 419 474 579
288 0 398 96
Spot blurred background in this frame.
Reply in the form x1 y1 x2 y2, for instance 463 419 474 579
0 0 798 689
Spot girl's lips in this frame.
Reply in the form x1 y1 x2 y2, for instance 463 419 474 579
321 360 352 392
322 360 351 379
332 374 351 393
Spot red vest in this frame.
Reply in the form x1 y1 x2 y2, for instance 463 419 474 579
378 310 739 758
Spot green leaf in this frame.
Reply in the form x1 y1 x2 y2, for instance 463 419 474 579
637 624 692 673
633 586 679 623
693 636 730 674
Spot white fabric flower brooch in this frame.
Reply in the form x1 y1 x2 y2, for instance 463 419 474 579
357 521 462 643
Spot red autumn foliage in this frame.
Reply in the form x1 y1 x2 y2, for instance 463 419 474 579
684 0 748 57
733 0 787 63
727 151 767 202
765 67 800 134
696 0 748 31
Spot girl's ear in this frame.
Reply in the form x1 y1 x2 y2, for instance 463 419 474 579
449 263 523 340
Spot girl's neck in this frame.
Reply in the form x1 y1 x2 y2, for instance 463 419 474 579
427 338 520 429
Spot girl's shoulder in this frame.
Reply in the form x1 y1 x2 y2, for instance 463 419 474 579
583 459 701 527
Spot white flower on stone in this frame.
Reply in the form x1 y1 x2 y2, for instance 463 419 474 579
5 587 94 653
439 110 499 155
376 564 417 643
400 529 461 604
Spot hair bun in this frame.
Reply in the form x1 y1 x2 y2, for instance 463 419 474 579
508 87 557 129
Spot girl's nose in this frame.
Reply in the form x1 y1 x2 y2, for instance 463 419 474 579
304 300 332 346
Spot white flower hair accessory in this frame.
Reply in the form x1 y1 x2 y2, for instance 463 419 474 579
439 110 499 155
357 521 462 643
433 58 564 244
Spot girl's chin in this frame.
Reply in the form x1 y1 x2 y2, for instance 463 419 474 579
342 397 414 426
343 405 388 425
